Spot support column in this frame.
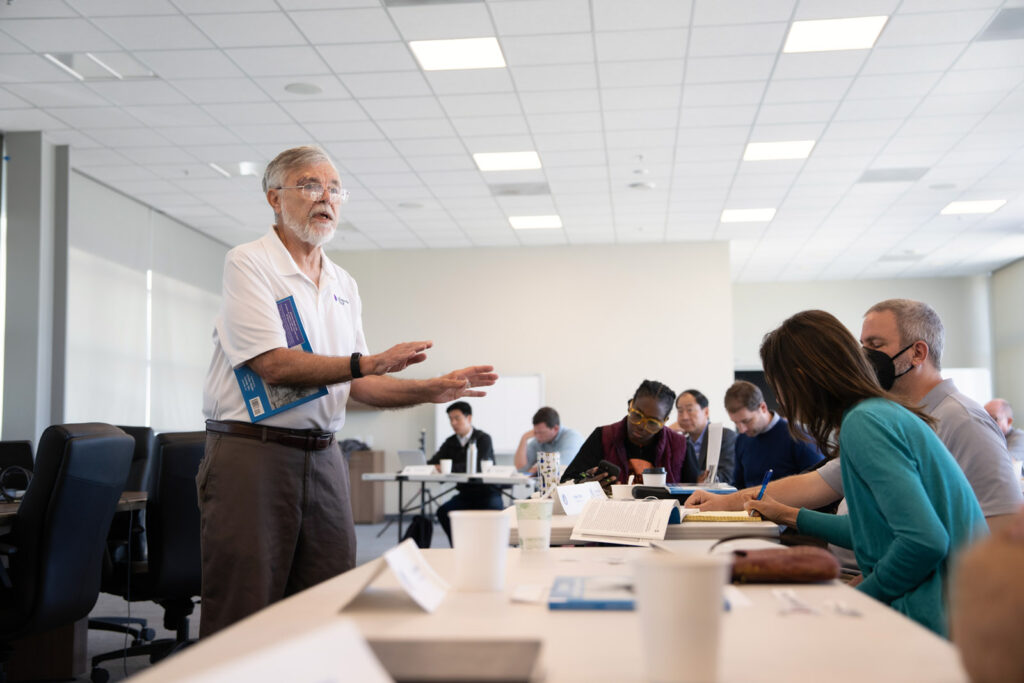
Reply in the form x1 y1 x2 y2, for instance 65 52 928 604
2 132 69 442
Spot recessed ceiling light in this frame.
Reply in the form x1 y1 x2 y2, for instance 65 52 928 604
743 140 816 161
284 82 322 95
238 161 261 176
509 215 562 230
721 208 776 223
409 37 506 71
44 52 154 80
473 151 541 172
208 162 231 178
783 16 888 53
940 199 1006 215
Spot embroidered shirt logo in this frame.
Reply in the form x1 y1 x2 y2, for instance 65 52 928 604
333 294 349 305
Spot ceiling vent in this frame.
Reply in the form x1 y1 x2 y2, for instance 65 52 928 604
489 183 551 197
857 167 929 183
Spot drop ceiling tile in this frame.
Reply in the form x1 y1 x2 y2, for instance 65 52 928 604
390 138 464 156
685 55 775 84
226 46 331 77
203 102 293 125
592 0 690 31
84 80 191 106
406 155 474 172
357 96 441 120
823 120 905 140
878 10 997 47
450 115 529 136
511 64 598 91
595 29 688 62
689 22 788 57
762 77 852 104
439 93 522 117
533 131 605 151
774 51 869 80
318 42 417 74
598 60 685 87
527 111 602 134
119 146 199 164
303 120 383 141
500 33 594 67
681 81 765 107
67 0 178 14
172 0 278 12
675 125 750 146
170 78 270 104
189 12 305 48
83 127 170 147
339 71 430 98
1 0 78 18
606 128 678 148
2 18 121 52
832 96 919 121
5 82 109 107
757 101 837 125
679 105 757 127
540 149 607 167
151 125 240 146
123 104 219 126
603 108 678 131
253 76 353 101
135 49 244 79
956 40 1024 70
377 118 457 139
489 0 590 35
847 72 944 100
601 86 682 111
693 0 795 25
45 129 102 148
462 133 535 152
93 16 213 50
69 149 132 167
931 67 1024 95
388 3 495 40
229 123 310 144
900 114 984 137
0 54 83 84
860 44 964 76
279 98 369 123
426 69 516 95
290 8 400 44
915 91 1006 117
519 89 600 115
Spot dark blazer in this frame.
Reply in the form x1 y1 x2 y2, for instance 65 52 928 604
427 428 494 471
696 425 738 486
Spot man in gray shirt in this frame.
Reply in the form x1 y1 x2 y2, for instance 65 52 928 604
688 299 1022 535
985 398 1024 461
514 406 584 473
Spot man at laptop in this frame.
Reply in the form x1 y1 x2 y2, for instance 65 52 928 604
427 401 503 543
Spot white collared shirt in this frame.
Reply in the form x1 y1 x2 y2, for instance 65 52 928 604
202 228 369 431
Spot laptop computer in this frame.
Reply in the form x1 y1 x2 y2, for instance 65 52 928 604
397 450 427 468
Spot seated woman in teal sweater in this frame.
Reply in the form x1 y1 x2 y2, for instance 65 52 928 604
747 310 986 637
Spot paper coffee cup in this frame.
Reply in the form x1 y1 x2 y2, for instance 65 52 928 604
634 553 730 682
449 510 510 592
611 484 634 500
514 499 553 550
439 459 453 474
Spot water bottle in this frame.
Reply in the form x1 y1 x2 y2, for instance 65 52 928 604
466 441 478 474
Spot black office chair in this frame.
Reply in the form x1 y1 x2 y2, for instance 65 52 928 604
0 441 33 493
90 431 205 683
0 423 134 683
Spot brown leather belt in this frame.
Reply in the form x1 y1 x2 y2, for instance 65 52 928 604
205 420 336 451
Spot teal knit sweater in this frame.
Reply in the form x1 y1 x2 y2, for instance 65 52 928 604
797 398 986 636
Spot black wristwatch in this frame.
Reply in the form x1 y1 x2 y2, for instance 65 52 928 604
350 352 364 379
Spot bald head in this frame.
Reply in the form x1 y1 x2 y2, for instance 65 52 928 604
985 399 1014 436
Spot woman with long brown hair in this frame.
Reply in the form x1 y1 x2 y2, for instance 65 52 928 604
747 310 985 636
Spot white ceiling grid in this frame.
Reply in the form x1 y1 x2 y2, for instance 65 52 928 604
0 0 1020 279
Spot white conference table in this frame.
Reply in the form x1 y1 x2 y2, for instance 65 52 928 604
509 510 781 545
133 543 967 682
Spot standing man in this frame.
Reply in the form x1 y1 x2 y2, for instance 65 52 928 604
985 398 1024 460
428 401 502 543
725 381 824 488
513 406 584 473
669 389 737 484
200 146 496 637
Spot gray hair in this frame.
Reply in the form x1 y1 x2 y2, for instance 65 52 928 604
866 298 945 370
261 145 335 193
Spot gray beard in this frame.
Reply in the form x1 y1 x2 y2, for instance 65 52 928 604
283 212 335 248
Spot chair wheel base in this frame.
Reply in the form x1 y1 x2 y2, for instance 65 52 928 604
91 667 110 683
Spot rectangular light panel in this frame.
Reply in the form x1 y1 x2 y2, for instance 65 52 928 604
509 215 562 229
409 37 506 71
940 199 1006 215
743 140 816 161
473 151 542 171
783 16 889 53
721 208 776 223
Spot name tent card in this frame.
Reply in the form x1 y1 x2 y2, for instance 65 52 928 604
383 539 450 613
401 465 437 476
554 481 606 516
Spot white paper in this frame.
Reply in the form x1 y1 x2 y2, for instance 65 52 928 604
383 539 450 613
554 481 606 515
401 465 437 475
570 498 679 546
480 465 517 477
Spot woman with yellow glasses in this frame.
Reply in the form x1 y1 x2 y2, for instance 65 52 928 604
561 380 699 487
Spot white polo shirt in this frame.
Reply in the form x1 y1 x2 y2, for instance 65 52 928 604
202 228 369 432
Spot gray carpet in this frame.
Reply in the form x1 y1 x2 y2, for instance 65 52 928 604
78 517 447 681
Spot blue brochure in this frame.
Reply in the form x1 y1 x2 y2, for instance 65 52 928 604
547 576 635 611
233 296 328 422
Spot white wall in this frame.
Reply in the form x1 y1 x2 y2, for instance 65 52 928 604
329 242 734 511
991 258 1024 412
732 275 993 372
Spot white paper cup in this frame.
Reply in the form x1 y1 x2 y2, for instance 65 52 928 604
514 499 553 550
449 510 510 592
611 484 634 500
644 472 667 487
633 552 730 682
439 459 453 474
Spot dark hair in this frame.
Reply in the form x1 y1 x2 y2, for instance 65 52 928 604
724 381 763 413
632 380 676 421
446 401 472 416
532 407 560 428
760 309 935 459
679 389 708 410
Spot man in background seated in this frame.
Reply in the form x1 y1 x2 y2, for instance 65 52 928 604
985 398 1024 460
513 406 584 473
689 299 1022 535
668 389 737 484
427 401 502 543
725 381 823 488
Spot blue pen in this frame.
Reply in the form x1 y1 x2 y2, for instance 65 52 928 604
751 468 773 517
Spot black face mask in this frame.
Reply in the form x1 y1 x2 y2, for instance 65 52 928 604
864 343 915 390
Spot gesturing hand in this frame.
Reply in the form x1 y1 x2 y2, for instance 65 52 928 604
427 365 499 403
370 340 433 375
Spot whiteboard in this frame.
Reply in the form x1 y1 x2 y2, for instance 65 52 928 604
433 375 543 456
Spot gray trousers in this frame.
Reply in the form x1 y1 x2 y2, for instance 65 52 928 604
196 432 356 637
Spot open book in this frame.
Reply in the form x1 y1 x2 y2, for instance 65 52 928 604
684 510 763 522
570 498 681 546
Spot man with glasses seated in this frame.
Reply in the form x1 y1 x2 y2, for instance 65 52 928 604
724 380 824 488
561 380 699 489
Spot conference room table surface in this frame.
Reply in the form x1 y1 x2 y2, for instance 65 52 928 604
0 490 146 533
131 542 967 682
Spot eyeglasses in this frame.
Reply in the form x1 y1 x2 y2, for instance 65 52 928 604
275 183 350 204
627 402 665 434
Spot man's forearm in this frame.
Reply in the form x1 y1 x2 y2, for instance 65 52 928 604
350 375 433 408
